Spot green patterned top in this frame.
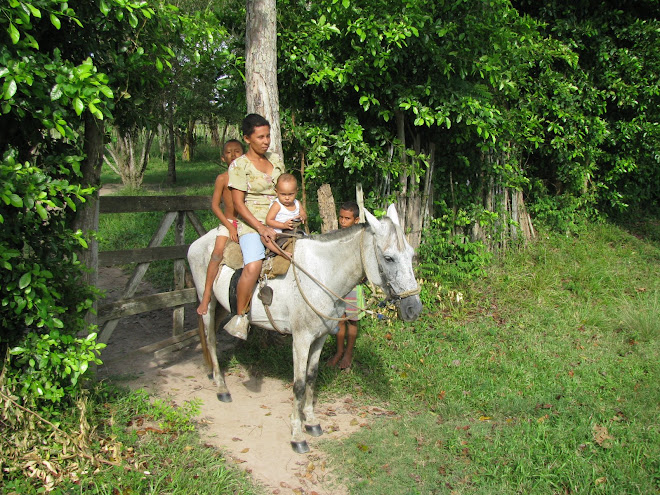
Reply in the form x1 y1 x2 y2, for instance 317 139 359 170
227 152 284 235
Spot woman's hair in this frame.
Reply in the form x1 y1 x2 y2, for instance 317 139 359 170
242 114 270 137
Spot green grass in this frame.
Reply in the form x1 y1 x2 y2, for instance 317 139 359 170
314 222 660 494
95 154 659 494
2 385 263 495
101 142 227 188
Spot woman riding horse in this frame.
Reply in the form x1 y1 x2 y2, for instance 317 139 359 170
223 113 284 340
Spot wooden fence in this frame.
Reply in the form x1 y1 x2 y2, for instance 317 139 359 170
96 195 209 350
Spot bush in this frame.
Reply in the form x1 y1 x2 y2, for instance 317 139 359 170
417 216 492 284
5 331 105 413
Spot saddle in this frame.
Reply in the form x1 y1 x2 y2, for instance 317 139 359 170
220 235 297 278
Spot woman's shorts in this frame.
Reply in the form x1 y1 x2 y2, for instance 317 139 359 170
239 232 266 265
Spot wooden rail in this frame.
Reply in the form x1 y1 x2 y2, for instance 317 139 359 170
97 195 209 347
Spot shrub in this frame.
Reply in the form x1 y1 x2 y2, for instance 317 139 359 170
417 216 492 284
5 331 105 413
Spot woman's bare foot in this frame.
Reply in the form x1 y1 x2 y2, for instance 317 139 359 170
326 352 342 367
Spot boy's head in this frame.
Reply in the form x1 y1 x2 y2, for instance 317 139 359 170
338 201 360 229
222 139 243 164
275 173 298 207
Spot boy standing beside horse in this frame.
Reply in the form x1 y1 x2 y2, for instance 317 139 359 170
327 201 365 369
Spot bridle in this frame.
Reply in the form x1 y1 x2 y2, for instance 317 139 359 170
358 226 420 302
286 226 420 323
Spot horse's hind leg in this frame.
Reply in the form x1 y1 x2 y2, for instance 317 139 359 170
290 334 313 453
204 301 231 402
302 334 328 437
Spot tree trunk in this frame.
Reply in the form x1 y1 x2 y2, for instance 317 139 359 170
317 183 337 233
104 127 154 189
73 113 105 329
210 114 221 148
395 110 408 231
182 119 195 162
246 0 282 158
168 104 176 184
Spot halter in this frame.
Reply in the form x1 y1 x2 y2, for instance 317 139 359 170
287 226 420 323
359 224 421 302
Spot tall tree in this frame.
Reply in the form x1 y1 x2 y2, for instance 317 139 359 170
246 0 283 157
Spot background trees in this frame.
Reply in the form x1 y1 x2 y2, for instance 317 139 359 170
276 0 659 247
1 0 657 397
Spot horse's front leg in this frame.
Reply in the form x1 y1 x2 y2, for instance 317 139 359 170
290 332 313 453
301 334 329 437
204 301 231 402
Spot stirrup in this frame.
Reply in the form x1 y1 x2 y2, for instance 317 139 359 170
224 314 249 340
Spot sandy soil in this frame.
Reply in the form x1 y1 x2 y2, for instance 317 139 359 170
95 266 378 495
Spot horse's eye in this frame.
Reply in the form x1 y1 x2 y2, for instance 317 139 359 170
384 255 394 263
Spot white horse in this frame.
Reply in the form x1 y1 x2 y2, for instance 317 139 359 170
187 205 422 453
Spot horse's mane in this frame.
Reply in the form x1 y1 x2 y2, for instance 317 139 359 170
308 223 366 242
308 217 405 250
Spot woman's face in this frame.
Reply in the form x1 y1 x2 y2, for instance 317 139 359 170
245 125 271 155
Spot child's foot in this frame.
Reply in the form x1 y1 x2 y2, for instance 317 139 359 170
326 353 342 367
338 352 353 370
197 297 211 315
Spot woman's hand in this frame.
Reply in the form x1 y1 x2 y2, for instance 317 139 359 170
258 224 277 242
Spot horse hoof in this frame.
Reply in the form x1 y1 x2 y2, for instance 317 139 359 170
291 440 310 454
217 392 232 402
305 424 323 437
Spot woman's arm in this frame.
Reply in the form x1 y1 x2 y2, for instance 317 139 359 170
231 188 277 242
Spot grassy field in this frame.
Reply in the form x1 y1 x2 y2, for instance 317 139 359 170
232 221 659 494
91 153 660 494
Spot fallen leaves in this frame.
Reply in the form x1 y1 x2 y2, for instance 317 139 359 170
593 424 614 448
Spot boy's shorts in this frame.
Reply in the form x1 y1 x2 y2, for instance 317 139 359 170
216 219 238 238
344 285 365 321
239 232 266 265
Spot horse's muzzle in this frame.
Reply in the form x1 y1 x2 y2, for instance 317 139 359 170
398 295 422 322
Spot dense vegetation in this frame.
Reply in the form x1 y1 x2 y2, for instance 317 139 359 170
1 0 658 491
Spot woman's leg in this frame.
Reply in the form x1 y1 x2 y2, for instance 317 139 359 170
224 232 265 339
235 259 262 315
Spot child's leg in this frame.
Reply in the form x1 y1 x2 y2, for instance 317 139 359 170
338 320 358 369
262 236 292 259
197 235 229 315
327 319 347 367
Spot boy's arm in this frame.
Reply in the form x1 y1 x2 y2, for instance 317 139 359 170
211 174 238 241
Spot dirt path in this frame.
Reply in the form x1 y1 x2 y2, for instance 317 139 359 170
95 267 374 495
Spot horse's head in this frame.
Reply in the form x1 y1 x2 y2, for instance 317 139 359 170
364 205 423 322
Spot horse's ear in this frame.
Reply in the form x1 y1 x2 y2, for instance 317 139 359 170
364 209 384 235
386 204 400 226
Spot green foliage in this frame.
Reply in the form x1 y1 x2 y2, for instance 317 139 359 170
0 150 97 348
5 331 105 410
417 216 492 284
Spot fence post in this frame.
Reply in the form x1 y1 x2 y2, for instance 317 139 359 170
172 210 186 335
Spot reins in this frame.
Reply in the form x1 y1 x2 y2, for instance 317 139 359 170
267 227 419 324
